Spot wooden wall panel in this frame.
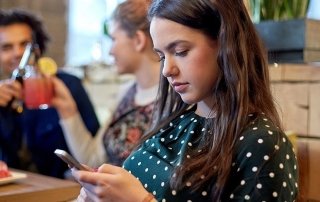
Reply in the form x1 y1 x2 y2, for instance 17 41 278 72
271 83 309 135
309 83 320 137
297 138 320 201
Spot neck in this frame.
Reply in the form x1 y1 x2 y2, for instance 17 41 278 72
195 100 216 118
134 54 160 89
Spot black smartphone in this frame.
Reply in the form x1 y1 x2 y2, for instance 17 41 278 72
54 149 89 171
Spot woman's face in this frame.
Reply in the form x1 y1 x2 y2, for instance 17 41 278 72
150 17 220 107
108 21 139 74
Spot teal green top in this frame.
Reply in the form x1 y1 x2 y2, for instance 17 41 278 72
123 110 298 201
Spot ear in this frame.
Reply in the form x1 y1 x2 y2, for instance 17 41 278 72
133 30 147 52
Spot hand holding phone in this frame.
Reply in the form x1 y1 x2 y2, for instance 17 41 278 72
54 149 90 171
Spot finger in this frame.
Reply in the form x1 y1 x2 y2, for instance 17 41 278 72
0 96 11 106
72 169 111 185
7 81 22 98
97 163 123 174
83 164 96 172
50 98 65 109
10 80 22 91
51 77 70 97
83 180 111 201
81 181 98 194
0 84 16 104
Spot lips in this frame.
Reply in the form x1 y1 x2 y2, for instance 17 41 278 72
172 82 189 93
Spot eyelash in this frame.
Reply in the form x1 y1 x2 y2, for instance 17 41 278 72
158 55 165 62
157 50 188 62
175 50 188 57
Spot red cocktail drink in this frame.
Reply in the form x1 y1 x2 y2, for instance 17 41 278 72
24 77 53 109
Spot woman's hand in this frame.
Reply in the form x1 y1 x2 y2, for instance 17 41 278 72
72 164 150 202
51 77 78 118
0 80 22 107
76 187 94 202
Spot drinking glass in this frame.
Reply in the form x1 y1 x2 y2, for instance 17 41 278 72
23 65 53 109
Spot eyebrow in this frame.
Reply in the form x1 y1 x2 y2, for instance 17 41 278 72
0 40 30 47
154 39 189 54
0 43 12 49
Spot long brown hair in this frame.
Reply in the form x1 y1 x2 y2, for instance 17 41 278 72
144 0 282 200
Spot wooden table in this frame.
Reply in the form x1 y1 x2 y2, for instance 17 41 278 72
0 169 80 202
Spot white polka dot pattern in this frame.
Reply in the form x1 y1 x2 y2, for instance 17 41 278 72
122 112 298 201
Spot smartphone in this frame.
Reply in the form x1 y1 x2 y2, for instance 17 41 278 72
54 149 89 171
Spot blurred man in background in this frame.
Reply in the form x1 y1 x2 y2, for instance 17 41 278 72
0 9 100 178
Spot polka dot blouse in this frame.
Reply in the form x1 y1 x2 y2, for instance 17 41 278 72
123 110 298 201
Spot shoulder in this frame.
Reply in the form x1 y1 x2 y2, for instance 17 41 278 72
223 116 299 200
236 116 293 157
233 115 297 176
117 80 137 101
56 70 86 93
56 70 82 84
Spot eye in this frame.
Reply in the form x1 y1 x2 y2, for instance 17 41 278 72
155 51 165 62
22 41 30 47
175 50 188 57
1 45 12 52
158 55 165 62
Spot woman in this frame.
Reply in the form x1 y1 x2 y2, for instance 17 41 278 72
52 0 160 168
72 0 298 201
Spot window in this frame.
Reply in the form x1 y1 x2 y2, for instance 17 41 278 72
66 0 122 67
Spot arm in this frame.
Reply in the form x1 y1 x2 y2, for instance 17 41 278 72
56 71 100 136
59 114 107 168
0 80 23 165
52 76 106 167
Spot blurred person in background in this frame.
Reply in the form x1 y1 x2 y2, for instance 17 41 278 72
52 0 160 168
0 9 100 178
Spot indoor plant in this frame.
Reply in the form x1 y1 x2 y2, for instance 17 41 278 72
247 0 310 23
246 0 320 63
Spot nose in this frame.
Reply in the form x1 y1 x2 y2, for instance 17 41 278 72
108 43 115 56
162 56 178 78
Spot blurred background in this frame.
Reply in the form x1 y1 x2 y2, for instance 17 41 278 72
0 0 130 124
0 0 122 74
2 0 319 71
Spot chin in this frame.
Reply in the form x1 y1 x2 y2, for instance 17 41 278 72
180 95 197 105
116 68 125 75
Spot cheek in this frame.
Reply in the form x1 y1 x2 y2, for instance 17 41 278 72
111 43 121 56
0 51 10 59
0 53 12 66
189 58 219 88
115 55 134 74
